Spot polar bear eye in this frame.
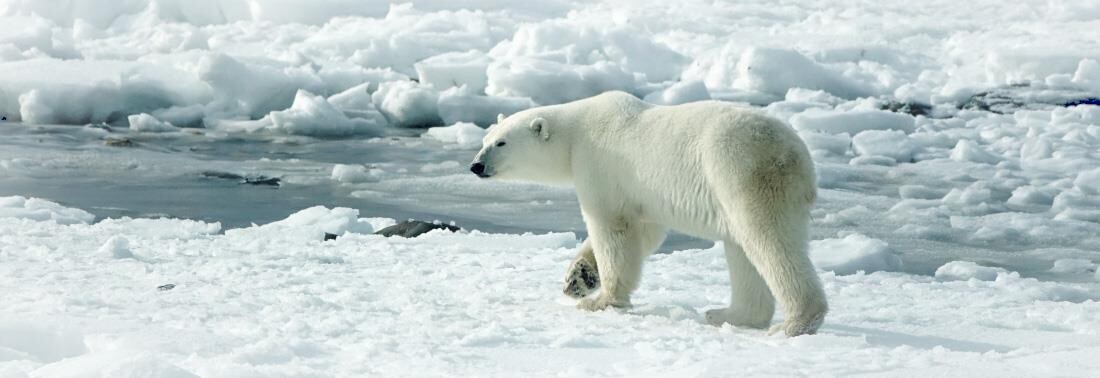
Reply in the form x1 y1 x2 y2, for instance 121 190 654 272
496 141 507 147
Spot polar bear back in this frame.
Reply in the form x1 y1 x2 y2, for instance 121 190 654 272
563 91 816 239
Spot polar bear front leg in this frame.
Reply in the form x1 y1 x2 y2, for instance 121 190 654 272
563 238 600 299
577 219 666 311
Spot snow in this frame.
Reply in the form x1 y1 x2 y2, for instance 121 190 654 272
1 0 1100 375
851 129 918 163
809 233 903 275
436 85 534 126
791 109 916 135
225 205 375 242
732 47 874 100
1050 258 1096 275
372 80 443 128
0 195 94 225
127 113 177 132
934 261 1009 281
423 122 488 148
414 50 491 94
1074 167 1100 195
216 89 388 137
330 164 382 184
950 140 1001 164
642 80 711 106
98 235 135 259
1 203 1099 376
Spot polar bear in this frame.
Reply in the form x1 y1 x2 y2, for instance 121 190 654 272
469 91 827 336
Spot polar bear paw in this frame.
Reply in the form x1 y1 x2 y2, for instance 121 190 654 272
576 294 628 311
703 307 770 329
766 311 825 337
563 259 600 299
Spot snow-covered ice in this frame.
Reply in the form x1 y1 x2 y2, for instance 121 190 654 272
2 0 1100 376
2 202 1100 376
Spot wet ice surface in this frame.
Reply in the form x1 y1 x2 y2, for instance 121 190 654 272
3 91 1099 281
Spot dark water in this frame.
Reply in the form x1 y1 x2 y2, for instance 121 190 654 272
0 124 711 251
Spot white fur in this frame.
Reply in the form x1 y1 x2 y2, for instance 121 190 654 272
472 91 827 336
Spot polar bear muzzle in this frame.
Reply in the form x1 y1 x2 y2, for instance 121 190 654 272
469 162 490 178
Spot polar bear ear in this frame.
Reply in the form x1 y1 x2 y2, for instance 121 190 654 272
530 117 550 141
497 113 505 124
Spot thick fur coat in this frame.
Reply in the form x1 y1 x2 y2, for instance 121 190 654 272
470 91 827 336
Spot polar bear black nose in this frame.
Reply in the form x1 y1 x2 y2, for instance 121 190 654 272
470 162 486 176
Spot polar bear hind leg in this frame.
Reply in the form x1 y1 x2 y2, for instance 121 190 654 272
728 186 827 336
705 241 776 329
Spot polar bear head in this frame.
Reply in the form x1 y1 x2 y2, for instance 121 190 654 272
469 112 571 183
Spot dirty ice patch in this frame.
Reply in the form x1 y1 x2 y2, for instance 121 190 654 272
0 196 94 225
810 233 903 275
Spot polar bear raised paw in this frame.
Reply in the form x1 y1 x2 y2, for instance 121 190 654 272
563 258 599 299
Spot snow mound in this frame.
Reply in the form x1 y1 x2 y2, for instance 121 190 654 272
809 233 903 275
98 235 135 259
330 164 383 184
436 85 534 126
325 82 385 122
226 206 375 241
127 113 178 132
950 140 1001 164
1050 259 1095 274
799 132 851 157
372 81 443 128
0 196 94 225
1074 168 1100 195
92 217 222 240
491 21 687 83
423 122 487 148
487 58 635 106
935 261 1010 281
791 109 916 135
643 80 711 105
217 90 386 137
851 129 918 163
414 50 491 93
0 322 87 363
198 53 325 121
732 47 874 99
